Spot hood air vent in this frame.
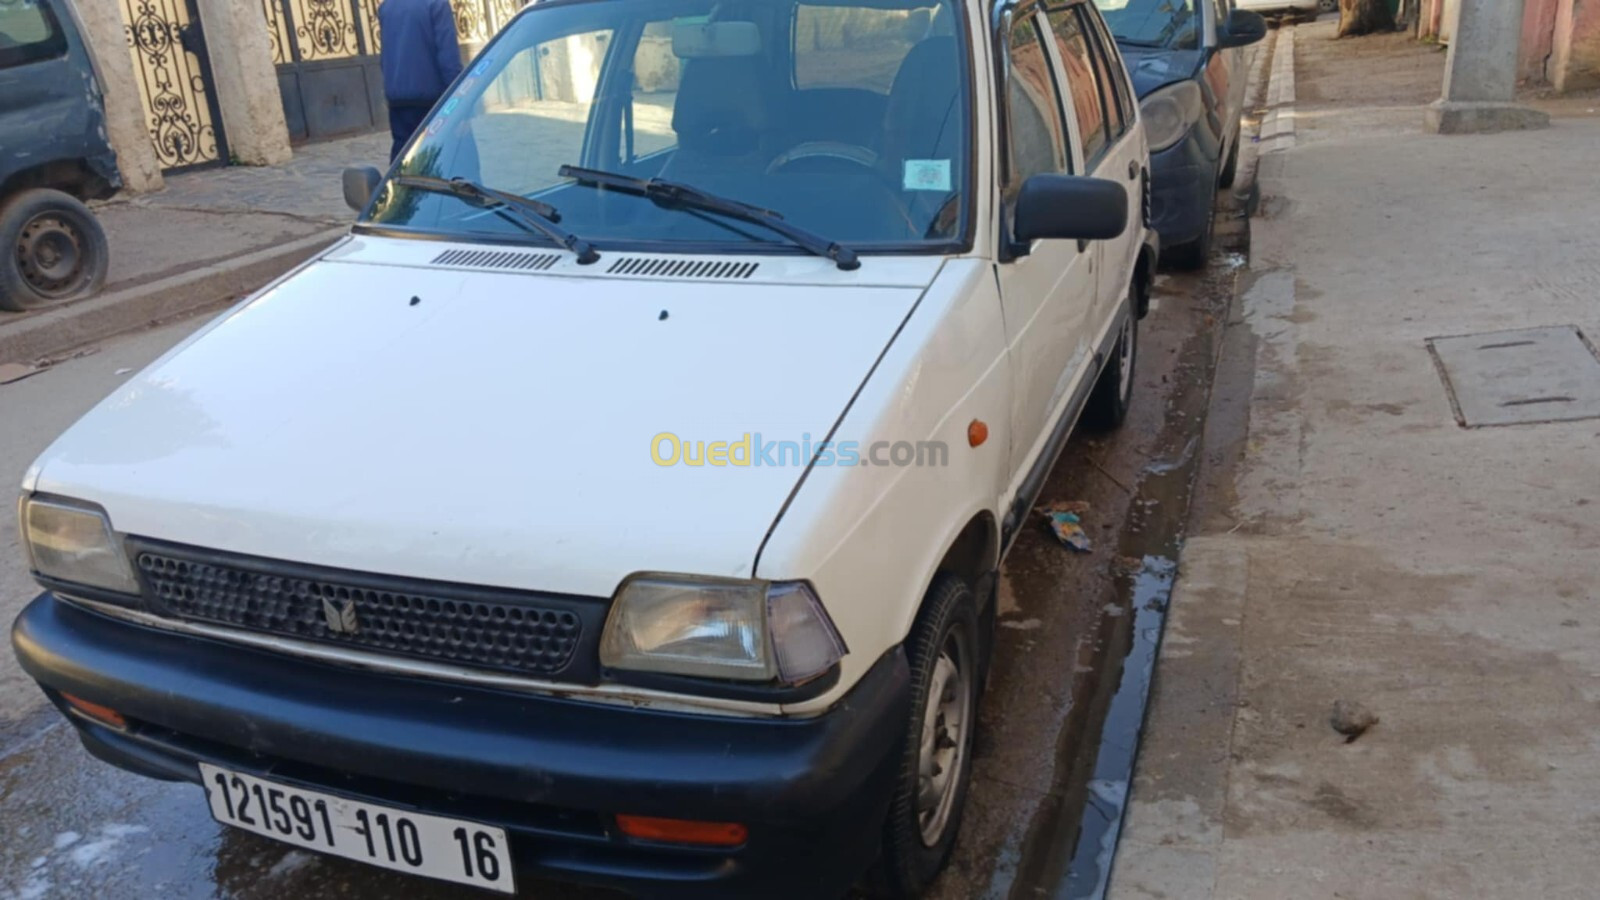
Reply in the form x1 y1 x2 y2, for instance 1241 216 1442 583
607 257 760 280
431 249 561 271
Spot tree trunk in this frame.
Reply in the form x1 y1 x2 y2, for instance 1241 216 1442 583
1337 0 1396 36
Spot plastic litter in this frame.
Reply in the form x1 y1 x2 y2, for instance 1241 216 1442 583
1046 511 1092 553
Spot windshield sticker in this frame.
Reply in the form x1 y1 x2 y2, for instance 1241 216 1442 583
470 54 495 77
904 160 952 192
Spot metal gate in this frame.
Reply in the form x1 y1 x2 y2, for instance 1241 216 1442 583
120 0 229 171
265 0 527 144
264 0 385 142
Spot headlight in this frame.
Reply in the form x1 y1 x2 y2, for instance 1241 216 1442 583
601 575 847 686
20 496 140 595
1140 81 1204 153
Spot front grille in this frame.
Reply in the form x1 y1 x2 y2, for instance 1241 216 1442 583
130 540 603 680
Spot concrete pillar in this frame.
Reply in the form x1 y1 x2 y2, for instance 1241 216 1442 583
70 0 164 192
194 0 292 165
1425 0 1551 133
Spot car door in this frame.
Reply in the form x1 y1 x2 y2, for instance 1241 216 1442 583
1045 1 1142 327
993 7 1097 485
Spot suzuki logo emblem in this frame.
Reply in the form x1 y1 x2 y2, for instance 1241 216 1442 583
322 597 359 635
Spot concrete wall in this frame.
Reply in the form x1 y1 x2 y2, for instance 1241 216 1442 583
1424 0 1600 91
1550 0 1600 91
1521 0 1559 82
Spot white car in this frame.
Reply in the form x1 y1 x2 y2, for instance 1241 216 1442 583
13 0 1157 897
1234 0 1328 13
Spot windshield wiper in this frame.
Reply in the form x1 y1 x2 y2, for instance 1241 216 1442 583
1113 36 1168 47
557 165 860 271
393 175 599 265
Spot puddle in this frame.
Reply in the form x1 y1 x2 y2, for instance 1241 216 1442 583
1003 258 1233 900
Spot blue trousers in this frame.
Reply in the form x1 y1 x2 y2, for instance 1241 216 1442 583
388 101 434 162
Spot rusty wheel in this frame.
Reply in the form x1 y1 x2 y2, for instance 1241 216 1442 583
1 189 109 311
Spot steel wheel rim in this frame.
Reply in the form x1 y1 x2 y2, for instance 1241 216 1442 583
1117 314 1135 403
916 630 972 846
16 212 88 299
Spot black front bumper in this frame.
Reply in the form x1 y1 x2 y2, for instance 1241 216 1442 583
12 593 911 899
1148 129 1221 248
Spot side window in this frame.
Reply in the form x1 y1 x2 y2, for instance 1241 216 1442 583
1077 6 1127 141
1088 5 1138 128
1003 12 1068 189
1045 6 1109 164
0 0 67 70
630 21 679 161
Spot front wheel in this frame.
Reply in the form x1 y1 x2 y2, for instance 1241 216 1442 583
869 573 979 898
0 188 110 312
1085 300 1139 431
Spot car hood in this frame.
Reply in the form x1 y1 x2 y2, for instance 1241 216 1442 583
1115 44 1206 98
30 241 937 597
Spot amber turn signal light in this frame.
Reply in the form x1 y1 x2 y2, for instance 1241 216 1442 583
61 693 127 729
616 814 748 847
968 419 989 447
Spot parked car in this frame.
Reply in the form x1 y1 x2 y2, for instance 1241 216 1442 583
12 0 1155 897
0 0 117 312
1093 0 1265 268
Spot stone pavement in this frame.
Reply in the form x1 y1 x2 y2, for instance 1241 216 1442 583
1111 20 1600 900
0 130 386 365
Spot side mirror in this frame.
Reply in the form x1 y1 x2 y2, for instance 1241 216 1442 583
342 166 382 212
1219 10 1268 48
1013 174 1128 246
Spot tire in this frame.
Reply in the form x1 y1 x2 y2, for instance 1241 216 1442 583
1085 297 1139 431
0 188 110 312
1218 135 1240 189
868 573 979 898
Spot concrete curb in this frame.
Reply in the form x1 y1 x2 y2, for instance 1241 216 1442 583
1259 24 1298 152
0 227 345 366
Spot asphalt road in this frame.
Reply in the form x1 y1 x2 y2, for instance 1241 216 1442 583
0 241 1239 899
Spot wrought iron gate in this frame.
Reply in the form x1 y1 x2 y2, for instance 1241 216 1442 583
264 0 527 144
120 0 228 171
264 0 385 142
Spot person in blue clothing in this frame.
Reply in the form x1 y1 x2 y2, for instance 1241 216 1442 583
378 0 464 161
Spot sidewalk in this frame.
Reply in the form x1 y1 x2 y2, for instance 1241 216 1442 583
1113 20 1600 900
0 131 388 366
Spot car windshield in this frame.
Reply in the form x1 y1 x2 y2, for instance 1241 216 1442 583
1092 0 1201 50
365 0 971 252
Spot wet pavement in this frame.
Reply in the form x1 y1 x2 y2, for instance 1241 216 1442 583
0 234 1244 900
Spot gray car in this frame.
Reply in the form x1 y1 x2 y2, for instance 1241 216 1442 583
0 0 118 311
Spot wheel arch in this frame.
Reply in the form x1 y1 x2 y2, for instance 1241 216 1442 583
1 159 116 205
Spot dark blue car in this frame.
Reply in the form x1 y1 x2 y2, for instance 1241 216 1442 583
1094 0 1265 268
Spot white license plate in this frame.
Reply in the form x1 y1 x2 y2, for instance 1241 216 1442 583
199 763 515 893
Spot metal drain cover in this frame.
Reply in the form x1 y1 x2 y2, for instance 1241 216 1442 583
1428 326 1600 427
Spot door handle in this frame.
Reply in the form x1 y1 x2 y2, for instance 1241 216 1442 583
1128 160 1139 181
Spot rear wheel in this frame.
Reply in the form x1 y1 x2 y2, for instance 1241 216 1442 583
869 573 978 898
0 189 109 312
1085 297 1139 431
